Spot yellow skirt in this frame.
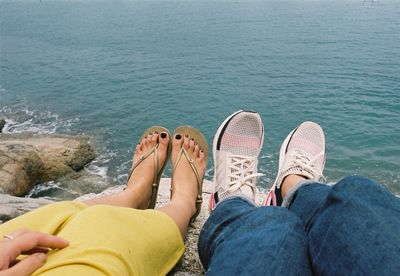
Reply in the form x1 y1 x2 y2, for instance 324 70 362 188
0 202 185 275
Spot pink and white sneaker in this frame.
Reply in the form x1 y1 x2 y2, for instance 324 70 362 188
209 110 264 211
264 121 326 206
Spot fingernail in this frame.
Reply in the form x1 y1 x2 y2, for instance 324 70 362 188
175 134 182 139
155 131 159 134
185 134 189 138
149 132 152 135
35 253 47 262
161 132 167 138
190 138 194 141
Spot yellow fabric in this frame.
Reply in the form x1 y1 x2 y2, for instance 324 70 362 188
0 202 185 275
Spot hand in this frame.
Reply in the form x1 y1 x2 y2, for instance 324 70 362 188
0 229 69 276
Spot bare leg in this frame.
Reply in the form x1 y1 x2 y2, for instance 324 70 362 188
281 174 307 199
158 133 206 238
82 131 170 209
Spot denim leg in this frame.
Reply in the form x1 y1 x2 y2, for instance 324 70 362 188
290 176 400 275
198 197 312 276
288 183 331 230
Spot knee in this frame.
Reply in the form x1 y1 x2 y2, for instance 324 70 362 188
337 175 378 186
335 176 384 190
334 176 386 194
332 176 393 205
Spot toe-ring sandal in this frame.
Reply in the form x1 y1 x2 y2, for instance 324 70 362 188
171 125 208 223
126 126 171 209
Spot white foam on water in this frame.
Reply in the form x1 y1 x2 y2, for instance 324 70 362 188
0 105 79 134
85 164 109 178
116 173 129 185
115 158 132 185
25 181 80 198
25 181 60 197
84 150 116 179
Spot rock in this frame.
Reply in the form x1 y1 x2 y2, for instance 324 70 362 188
0 193 51 224
0 143 44 196
0 133 95 196
55 172 113 199
0 117 5 133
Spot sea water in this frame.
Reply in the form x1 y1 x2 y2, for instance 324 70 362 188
1 0 399 198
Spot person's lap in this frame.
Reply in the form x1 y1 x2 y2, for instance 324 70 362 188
0 202 184 275
199 197 312 275
290 176 400 275
200 176 400 275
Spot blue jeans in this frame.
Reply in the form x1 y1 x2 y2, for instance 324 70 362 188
198 176 400 275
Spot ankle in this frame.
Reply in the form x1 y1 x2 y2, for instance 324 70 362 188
170 193 197 216
124 185 152 209
281 174 307 199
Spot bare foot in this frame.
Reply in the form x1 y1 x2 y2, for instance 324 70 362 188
126 131 170 209
171 133 206 217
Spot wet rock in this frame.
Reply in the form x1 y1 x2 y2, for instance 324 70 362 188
0 133 95 196
0 117 5 133
0 193 51 224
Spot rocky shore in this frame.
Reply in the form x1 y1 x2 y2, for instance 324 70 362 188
0 132 95 196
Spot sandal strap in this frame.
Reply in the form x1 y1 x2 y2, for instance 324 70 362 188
127 143 160 187
171 147 203 203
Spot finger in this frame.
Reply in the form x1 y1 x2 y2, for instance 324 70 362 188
16 232 69 251
6 231 68 259
6 253 46 276
9 259 20 267
21 247 49 255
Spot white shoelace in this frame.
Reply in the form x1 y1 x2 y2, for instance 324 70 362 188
278 149 325 187
226 154 263 194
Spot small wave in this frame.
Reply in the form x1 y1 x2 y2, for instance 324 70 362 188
0 105 79 134
84 150 116 178
115 158 132 185
25 181 80 199
85 164 109 178
116 173 129 185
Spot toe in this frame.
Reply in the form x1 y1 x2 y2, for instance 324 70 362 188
132 143 142 163
189 138 195 152
159 131 170 146
146 133 152 143
194 143 200 155
199 149 205 159
151 132 159 143
183 134 190 150
141 136 148 147
135 143 142 156
173 133 183 148
172 133 183 159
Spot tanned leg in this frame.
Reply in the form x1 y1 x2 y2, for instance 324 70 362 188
82 131 170 209
158 133 206 238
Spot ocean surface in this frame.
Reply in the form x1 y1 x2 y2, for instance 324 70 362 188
1 0 399 199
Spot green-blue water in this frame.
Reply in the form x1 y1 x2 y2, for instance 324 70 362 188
1 0 399 197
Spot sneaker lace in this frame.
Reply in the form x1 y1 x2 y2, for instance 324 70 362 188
227 154 263 193
288 149 325 181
